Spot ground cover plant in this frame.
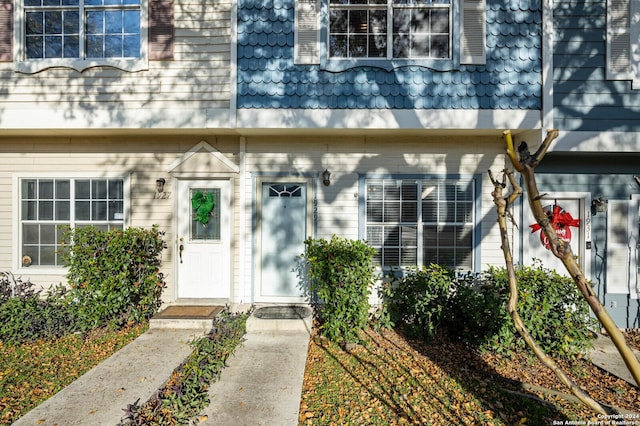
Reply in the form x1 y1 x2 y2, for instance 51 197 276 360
119 312 247 425
0 323 147 425
299 327 640 425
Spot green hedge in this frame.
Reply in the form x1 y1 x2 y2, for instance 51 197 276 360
62 225 167 331
304 236 378 344
385 262 596 359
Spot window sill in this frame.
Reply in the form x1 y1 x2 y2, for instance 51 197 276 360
14 266 67 276
321 58 456 72
14 57 149 74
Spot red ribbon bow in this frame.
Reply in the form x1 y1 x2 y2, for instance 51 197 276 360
530 205 580 233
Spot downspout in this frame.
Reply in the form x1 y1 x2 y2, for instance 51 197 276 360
229 0 238 129
239 137 246 304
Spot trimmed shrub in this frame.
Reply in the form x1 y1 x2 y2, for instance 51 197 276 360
383 261 595 359
62 225 167 331
386 264 455 341
304 236 377 344
447 262 597 359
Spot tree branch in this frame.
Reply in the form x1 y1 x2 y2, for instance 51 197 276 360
504 128 640 392
489 167 609 414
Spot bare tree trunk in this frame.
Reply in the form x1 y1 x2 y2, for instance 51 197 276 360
504 129 640 389
489 169 608 414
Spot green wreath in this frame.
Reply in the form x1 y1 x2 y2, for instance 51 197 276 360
191 191 215 225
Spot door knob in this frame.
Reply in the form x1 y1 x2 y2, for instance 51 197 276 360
179 237 184 264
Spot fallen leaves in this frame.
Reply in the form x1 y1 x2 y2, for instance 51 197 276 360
0 323 147 425
299 327 640 425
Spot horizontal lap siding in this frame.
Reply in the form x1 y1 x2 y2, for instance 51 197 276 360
243 136 506 273
0 0 231 115
0 136 241 301
553 0 640 132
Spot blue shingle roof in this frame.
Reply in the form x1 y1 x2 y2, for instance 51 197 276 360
237 0 542 110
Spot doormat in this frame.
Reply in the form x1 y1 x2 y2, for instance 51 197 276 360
253 305 312 320
153 305 224 319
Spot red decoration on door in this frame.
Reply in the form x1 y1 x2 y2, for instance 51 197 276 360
529 204 580 250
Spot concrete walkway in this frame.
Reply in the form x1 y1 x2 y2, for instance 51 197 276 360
12 314 637 426
13 313 312 426
14 328 204 426
200 316 312 425
588 333 640 388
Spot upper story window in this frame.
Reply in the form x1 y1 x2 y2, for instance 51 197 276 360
328 0 451 60
0 0 174 73
24 0 141 61
24 0 141 59
295 0 485 71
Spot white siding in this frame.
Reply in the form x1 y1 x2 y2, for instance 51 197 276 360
0 0 232 130
242 135 507 293
1 133 508 305
0 136 241 306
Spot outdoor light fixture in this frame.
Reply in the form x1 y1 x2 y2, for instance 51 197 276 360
156 178 166 193
322 169 331 186
592 197 607 214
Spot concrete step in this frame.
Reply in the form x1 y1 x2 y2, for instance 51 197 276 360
149 305 223 330
247 305 314 334
150 317 215 330
149 305 315 334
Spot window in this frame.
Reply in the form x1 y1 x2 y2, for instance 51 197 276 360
190 187 221 241
364 178 474 271
294 0 485 69
20 178 125 267
24 0 141 60
4 0 174 72
606 0 640 88
329 0 451 59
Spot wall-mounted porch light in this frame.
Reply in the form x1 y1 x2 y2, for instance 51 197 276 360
322 169 331 186
592 197 607 214
156 178 166 193
155 178 170 199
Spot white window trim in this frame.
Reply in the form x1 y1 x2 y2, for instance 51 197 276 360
12 172 131 275
295 0 486 70
361 175 478 273
12 0 148 73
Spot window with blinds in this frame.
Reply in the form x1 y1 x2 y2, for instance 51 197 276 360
365 178 474 270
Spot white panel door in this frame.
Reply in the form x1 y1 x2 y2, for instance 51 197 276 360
259 182 308 300
177 180 231 299
523 196 585 275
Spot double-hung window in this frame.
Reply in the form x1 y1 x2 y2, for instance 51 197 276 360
1 0 174 72
15 0 144 72
20 177 125 268
24 0 141 60
364 178 475 271
294 0 485 69
328 0 451 59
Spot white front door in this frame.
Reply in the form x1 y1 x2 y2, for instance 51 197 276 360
256 179 313 302
177 180 231 299
523 194 588 276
